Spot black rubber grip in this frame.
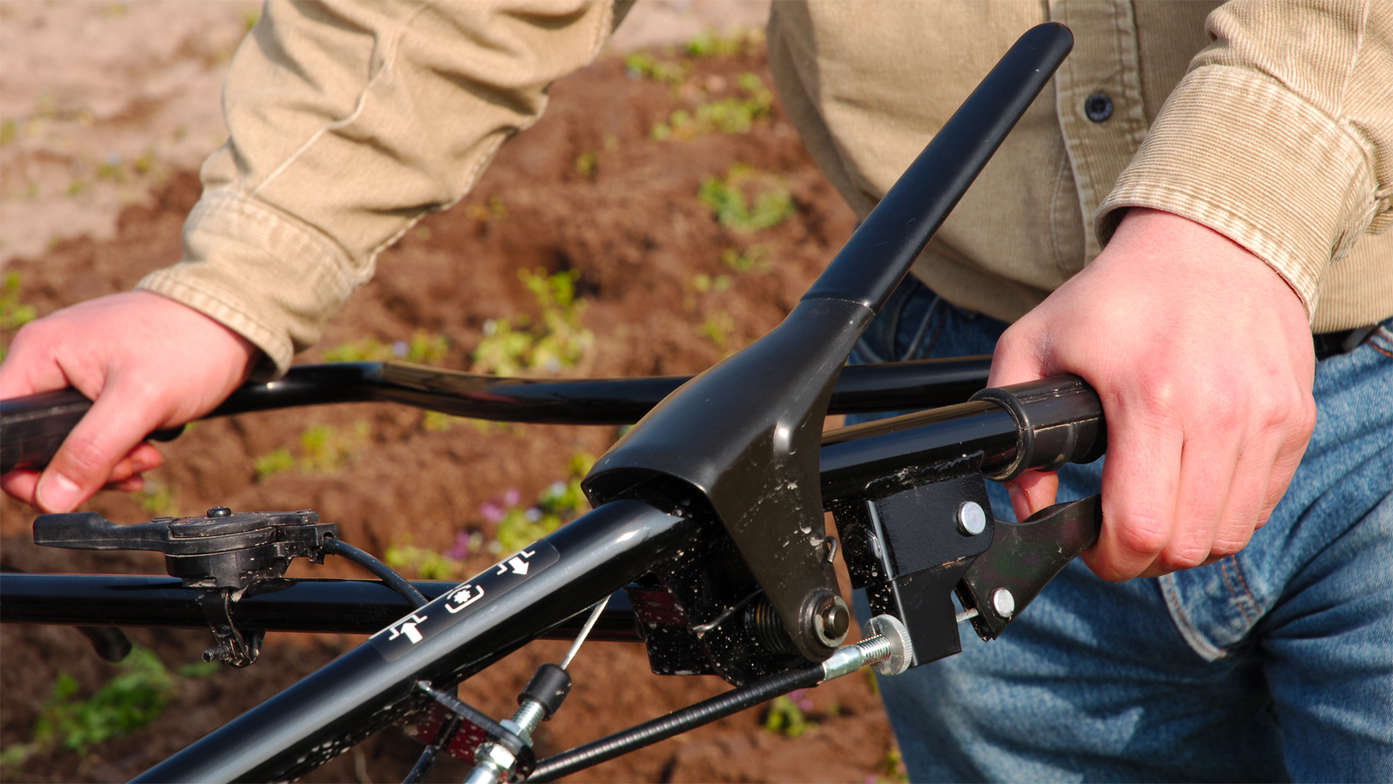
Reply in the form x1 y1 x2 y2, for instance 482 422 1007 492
970 375 1107 480
0 388 182 474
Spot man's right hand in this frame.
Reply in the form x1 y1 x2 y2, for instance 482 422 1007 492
0 290 257 513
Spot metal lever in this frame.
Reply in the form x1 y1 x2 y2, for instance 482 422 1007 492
957 495 1102 640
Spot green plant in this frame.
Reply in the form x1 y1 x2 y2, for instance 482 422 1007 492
252 421 370 480
133 480 177 517
385 543 462 580
873 746 910 783
684 28 763 57
721 244 770 274
253 447 295 480
0 118 17 147
574 150 598 177
762 692 814 738
483 453 594 553
471 270 594 376
324 330 449 364
623 52 689 85
298 421 370 472
24 647 176 758
0 272 37 330
690 272 731 294
650 72 774 141
698 311 735 350
698 165 796 233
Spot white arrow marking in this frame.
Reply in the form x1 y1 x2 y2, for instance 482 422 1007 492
507 556 530 575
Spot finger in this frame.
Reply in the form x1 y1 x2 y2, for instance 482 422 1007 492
1138 426 1241 577
34 378 167 513
0 333 70 399
0 470 40 507
1006 469 1059 520
104 476 145 493
106 444 165 483
1084 403 1182 581
1209 430 1281 558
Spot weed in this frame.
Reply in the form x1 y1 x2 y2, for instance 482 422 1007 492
721 244 770 274
132 149 155 176
870 746 909 783
242 9 260 32
253 447 295 481
385 543 461 580
298 421 370 472
0 272 37 330
0 118 16 147
324 331 449 364
698 165 796 233
574 150 598 177
690 273 731 294
699 311 735 350
66 180 86 197
483 453 593 553
133 481 177 517
684 28 764 58
422 410 464 432
2 646 198 766
95 155 127 183
472 270 594 376
650 72 773 141
623 52 689 85
762 691 815 738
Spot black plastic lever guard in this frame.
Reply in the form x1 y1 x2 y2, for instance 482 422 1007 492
957 495 1101 640
33 508 337 590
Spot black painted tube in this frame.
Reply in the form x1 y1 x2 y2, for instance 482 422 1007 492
0 357 990 474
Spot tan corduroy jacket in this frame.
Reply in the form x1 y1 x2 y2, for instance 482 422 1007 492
138 0 1393 374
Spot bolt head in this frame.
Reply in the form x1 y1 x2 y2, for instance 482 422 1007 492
991 587 1016 619
956 501 987 536
207 506 232 518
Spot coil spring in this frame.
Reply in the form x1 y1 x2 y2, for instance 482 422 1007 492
744 599 797 655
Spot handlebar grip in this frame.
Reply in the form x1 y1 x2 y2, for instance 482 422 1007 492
970 375 1106 480
0 389 183 474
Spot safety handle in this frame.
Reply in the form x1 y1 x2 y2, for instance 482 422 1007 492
0 388 182 474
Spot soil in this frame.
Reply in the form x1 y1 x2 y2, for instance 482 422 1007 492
0 10 905 784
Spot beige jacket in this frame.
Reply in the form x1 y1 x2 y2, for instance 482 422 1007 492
138 0 1393 373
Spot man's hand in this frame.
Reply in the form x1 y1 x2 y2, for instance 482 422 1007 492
0 291 257 513
989 208 1316 580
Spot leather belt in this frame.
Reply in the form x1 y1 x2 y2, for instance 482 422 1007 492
1313 324 1380 360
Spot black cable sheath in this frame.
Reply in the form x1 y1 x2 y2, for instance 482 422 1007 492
324 538 428 608
527 664 823 781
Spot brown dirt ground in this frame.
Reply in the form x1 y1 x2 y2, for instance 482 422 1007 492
0 33 908 784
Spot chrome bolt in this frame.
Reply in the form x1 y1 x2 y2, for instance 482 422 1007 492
991 587 1016 619
956 501 986 536
206 506 232 518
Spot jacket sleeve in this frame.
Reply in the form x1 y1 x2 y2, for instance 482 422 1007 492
1098 0 1393 319
137 0 629 373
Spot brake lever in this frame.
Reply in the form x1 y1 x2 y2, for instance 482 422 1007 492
957 494 1101 640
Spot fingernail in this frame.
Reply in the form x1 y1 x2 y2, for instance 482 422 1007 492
36 473 81 513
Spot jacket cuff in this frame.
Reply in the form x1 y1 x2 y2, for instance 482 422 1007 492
136 187 358 375
1098 65 1381 320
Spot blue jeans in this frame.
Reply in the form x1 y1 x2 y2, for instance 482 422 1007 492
848 278 1393 782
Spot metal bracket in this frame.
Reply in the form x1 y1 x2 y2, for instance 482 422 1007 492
198 589 264 668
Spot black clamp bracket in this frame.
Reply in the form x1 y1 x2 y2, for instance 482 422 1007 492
33 506 336 666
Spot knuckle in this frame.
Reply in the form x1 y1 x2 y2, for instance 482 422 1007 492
1158 543 1209 571
1210 532 1251 558
55 436 112 482
1113 513 1169 557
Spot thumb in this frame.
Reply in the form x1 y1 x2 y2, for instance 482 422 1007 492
987 321 1060 519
